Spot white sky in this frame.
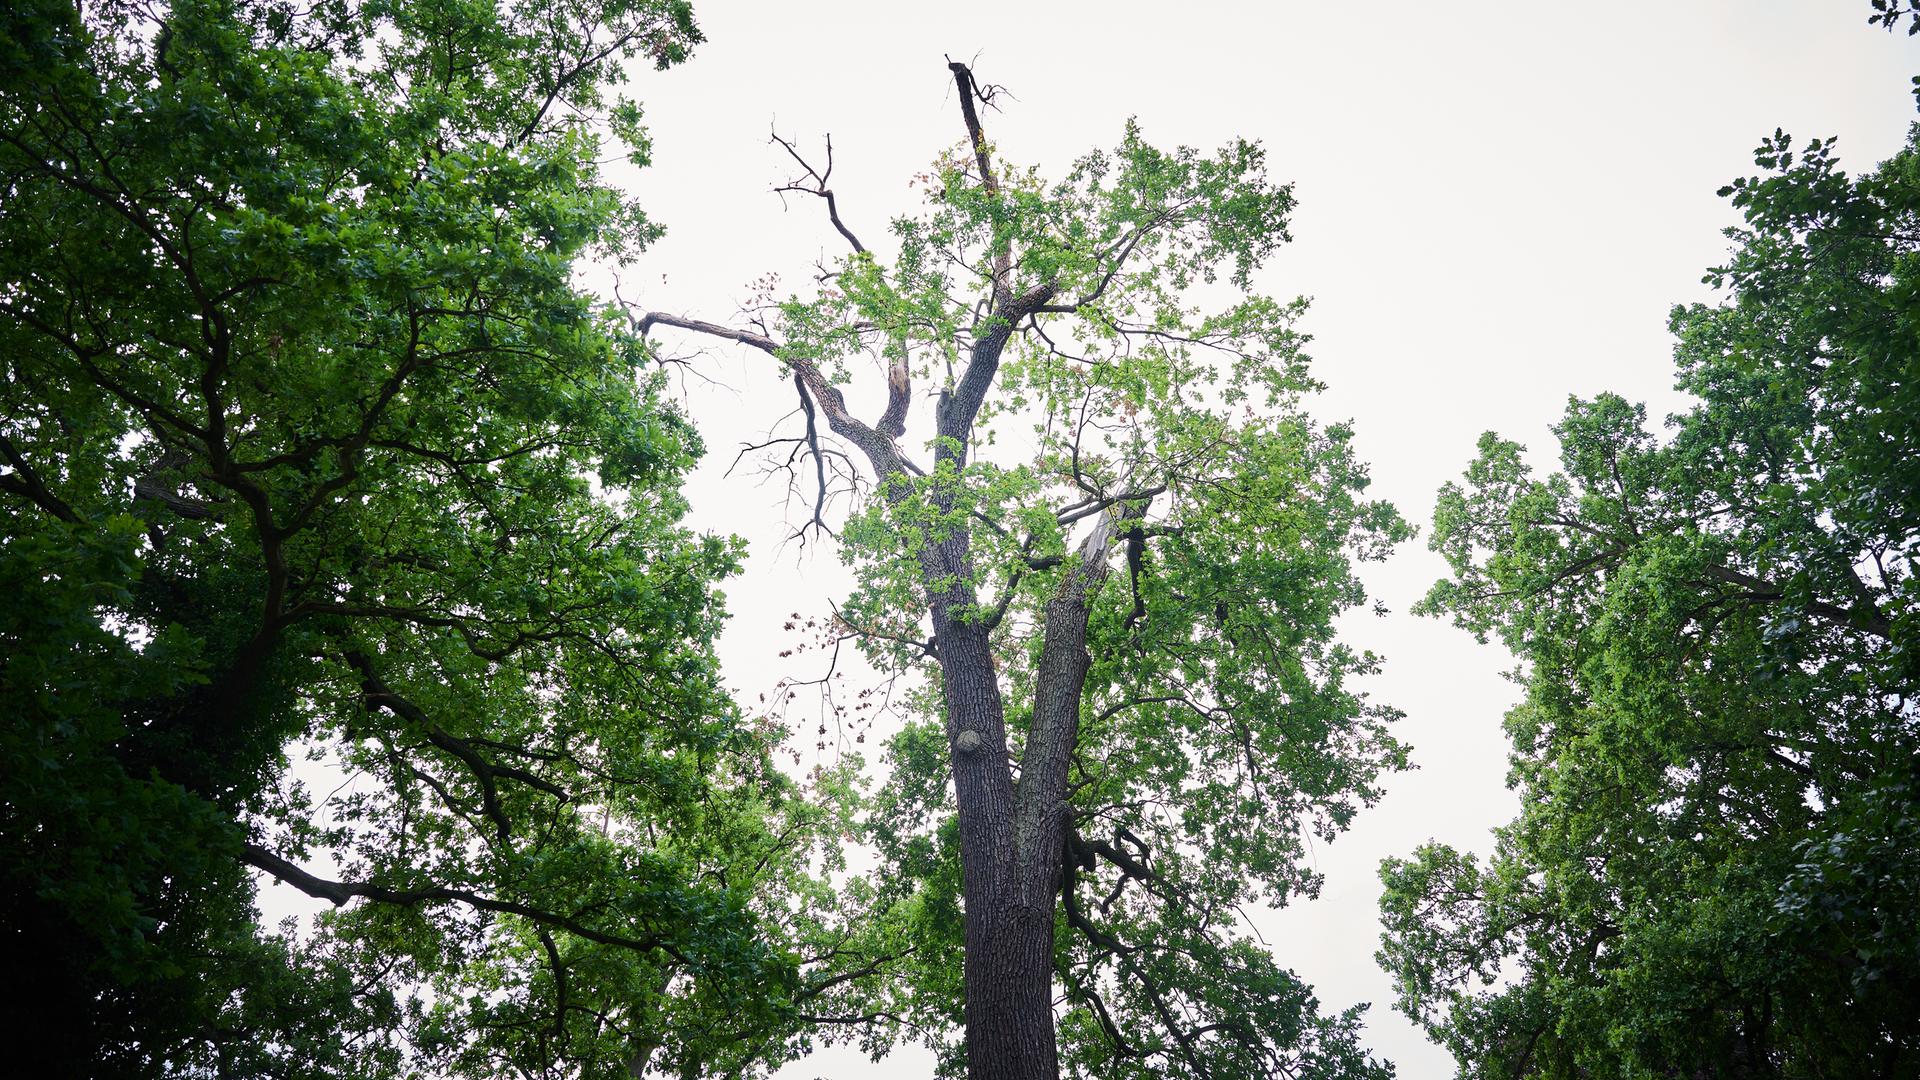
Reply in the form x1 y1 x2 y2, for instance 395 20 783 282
605 4 1919 1076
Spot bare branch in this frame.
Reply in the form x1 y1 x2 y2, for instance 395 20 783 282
947 61 1000 202
791 373 836 543
635 310 778 355
771 129 866 254
636 307 915 480
1056 484 1168 527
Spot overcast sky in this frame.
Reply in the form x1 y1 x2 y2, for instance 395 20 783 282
599 3 1920 1076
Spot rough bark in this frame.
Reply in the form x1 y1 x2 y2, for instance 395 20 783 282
957 507 1132 1080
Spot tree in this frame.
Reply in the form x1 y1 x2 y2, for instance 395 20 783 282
1377 105 1920 1077
636 62 1409 1080
0 1 869 1076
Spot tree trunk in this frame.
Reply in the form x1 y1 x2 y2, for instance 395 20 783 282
932 508 1128 1080
960 885 1061 1080
929 573 1061 1080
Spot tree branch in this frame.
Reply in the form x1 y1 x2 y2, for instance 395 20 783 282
344 651 569 846
0 433 80 522
1702 564 1891 640
878 354 911 438
790 373 835 541
635 311 778 354
240 843 685 961
636 309 912 479
1013 500 1145 892
770 130 866 254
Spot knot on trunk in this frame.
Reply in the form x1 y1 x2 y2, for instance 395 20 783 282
953 729 983 755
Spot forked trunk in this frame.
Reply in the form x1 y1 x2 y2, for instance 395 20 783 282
931 602 1062 1080
935 510 1128 1080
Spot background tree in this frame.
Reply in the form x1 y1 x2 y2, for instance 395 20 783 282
0 1 873 1075
1377 96 1919 1077
637 62 1409 1080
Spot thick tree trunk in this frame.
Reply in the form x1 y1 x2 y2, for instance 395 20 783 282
960 885 1061 1080
928 573 1061 1080
931 508 1128 1080
922 61 1079 1077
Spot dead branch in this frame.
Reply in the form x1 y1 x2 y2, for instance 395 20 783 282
771 129 867 255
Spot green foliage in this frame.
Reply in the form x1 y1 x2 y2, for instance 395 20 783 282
1380 115 1920 1077
0 1 864 1075
741 98 1409 1077
1869 0 1920 35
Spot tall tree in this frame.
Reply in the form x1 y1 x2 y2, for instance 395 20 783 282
1378 102 1919 1078
637 63 1408 1080
0 1 866 1076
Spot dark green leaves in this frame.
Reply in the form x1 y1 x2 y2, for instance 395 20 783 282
1383 109 1920 1079
0 1 860 1076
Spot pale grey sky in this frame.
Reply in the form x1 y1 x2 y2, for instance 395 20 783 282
604 4 1919 1076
